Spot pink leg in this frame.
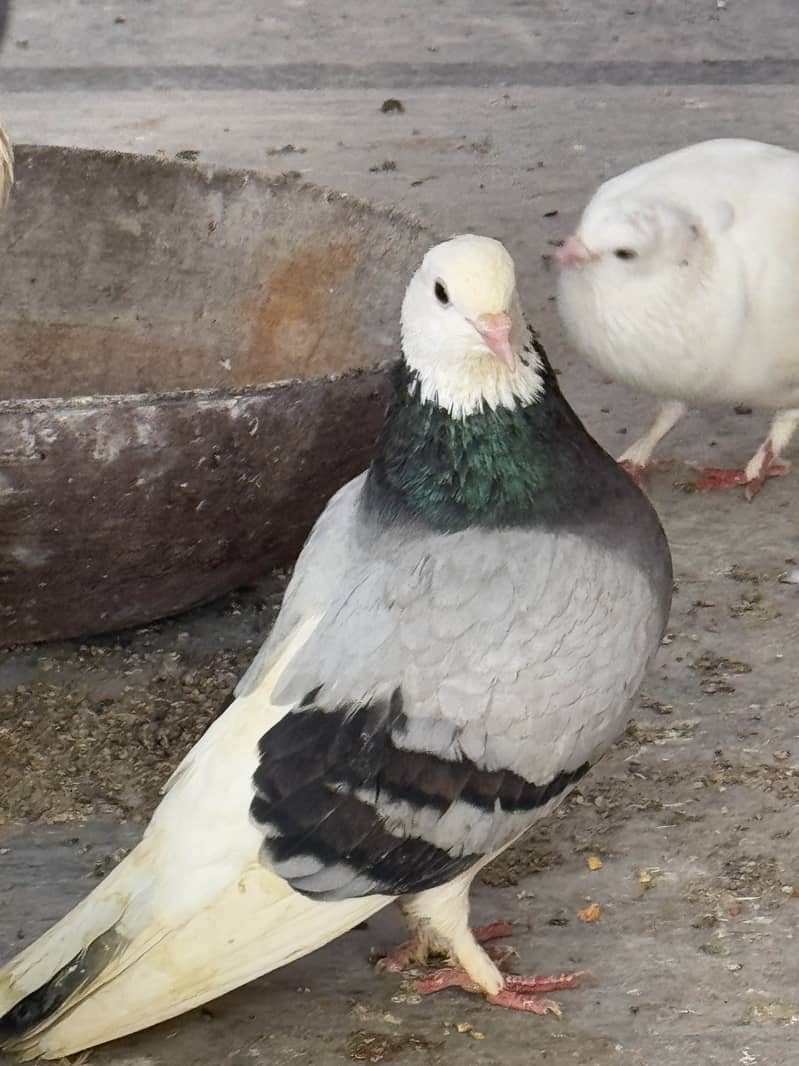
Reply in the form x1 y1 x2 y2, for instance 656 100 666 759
378 921 514 973
416 967 587 1015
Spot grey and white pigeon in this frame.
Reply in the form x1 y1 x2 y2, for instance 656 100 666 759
0 235 671 1060
557 138 799 498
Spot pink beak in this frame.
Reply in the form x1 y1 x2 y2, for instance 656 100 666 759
556 236 595 267
474 312 515 370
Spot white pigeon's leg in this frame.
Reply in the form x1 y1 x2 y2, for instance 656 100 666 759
694 407 798 499
619 400 687 484
742 408 799 498
391 871 586 1014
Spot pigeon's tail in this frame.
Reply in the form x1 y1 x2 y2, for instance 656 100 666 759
0 850 389 1061
0 124 13 208
0 615 393 1061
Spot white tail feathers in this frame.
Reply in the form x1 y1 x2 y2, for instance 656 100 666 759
0 847 140 1020
1 615 393 1059
1 853 390 1060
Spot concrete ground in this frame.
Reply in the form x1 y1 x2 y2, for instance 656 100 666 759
2 2 799 1064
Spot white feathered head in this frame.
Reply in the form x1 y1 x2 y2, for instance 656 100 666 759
401 234 542 419
557 197 709 277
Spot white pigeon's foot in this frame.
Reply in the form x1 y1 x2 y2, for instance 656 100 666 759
743 440 791 500
691 440 790 499
377 920 514 973
415 966 587 1014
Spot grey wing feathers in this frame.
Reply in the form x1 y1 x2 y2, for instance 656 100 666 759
235 473 367 699
241 480 666 902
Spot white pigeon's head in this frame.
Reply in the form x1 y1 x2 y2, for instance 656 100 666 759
401 234 542 418
556 197 707 278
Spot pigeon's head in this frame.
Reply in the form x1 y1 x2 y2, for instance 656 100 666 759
556 197 707 278
401 234 542 418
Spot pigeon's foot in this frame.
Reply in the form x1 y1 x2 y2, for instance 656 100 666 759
378 921 514 973
620 458 674 488
620 459 646 486
415 967 587 1015
691 465 748 491
743 440 791 500
692 441 790 498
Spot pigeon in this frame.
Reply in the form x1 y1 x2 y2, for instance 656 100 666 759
0 235 672 1060
557 138 799 498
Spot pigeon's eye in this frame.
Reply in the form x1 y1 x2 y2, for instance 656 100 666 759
613 248 638 261
434 280 450 306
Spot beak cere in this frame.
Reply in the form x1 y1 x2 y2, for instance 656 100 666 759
474 312 515 370
556 236 595 267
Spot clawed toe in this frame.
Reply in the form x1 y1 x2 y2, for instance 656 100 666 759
415 965 587 1014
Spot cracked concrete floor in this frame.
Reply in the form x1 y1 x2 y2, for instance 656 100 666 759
2 3 799 1065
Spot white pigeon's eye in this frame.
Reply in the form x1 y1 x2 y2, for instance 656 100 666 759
434 280 450 306
614 248 638 261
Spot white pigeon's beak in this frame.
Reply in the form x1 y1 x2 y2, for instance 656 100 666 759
556 236 596 267
474 312 515 371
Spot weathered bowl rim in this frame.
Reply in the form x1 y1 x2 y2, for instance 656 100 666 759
0 360 396 415
6 143 436 411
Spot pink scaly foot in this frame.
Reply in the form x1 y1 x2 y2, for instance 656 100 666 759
377 920 515 973
416 966 587 1015
691 440 790 499
691 465 748 491
743 452 790 501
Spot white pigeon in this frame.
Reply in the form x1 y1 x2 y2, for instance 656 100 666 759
0 235 672 1060
557 138 799 498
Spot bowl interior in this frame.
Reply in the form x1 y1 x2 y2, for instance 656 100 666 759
0 147 430 402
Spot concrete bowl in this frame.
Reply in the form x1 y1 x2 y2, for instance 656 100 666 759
0 145 431 644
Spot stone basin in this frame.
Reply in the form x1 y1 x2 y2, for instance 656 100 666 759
0 145 431 644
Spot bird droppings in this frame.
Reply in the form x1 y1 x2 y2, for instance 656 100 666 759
265 144 307 155
742 999 799 1026
626 719 698 744
350 1005 403 1027
639 691 674 715
369 160 397 172
690 652 752 674
726 565 762 584
380 99 405 114
700 677 737 695
728 589 781 623
345 1030 439 1062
